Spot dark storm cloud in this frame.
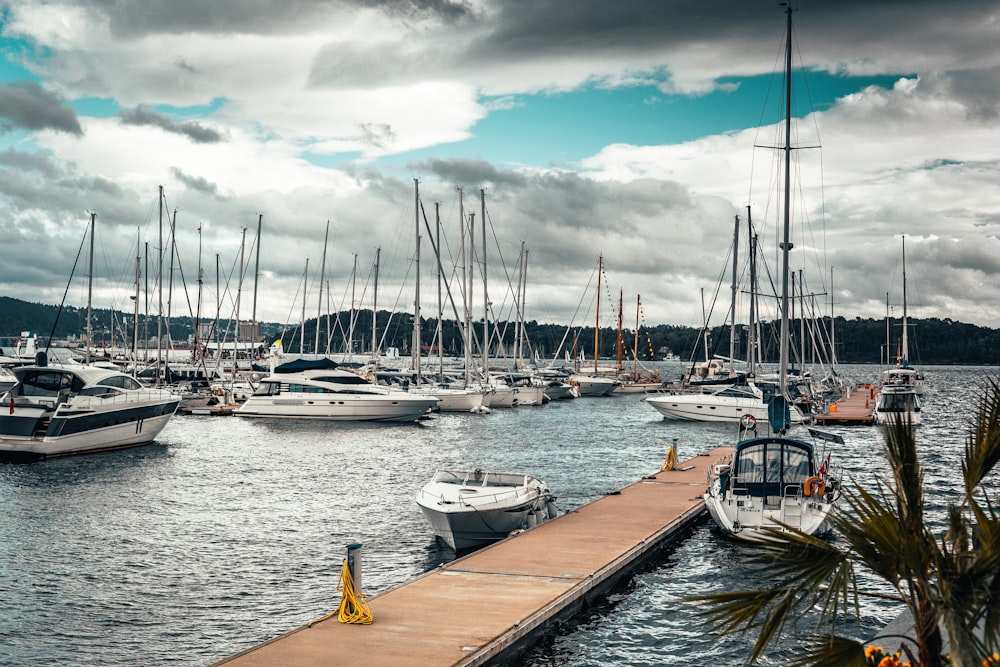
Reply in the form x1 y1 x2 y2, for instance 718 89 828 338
0 81 83 136
415 158 528 188
0 149 60 177
171 168 221 197
84 0 473 38
119 105 224 144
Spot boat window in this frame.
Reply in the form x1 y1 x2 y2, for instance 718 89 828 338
20 371 75 396
735 443 765 483
80 387 123 398
100 375 141 390
718 385 754 398
735 440 813 487
781 446 812 483
253 381 281 396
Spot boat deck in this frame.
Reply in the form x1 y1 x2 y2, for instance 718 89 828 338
813 384 876 426
177 403 241 416
212 446 732 667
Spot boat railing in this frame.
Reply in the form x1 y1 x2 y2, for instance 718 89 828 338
67 390 174 409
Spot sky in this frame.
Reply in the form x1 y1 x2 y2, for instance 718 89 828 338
1 0 999 338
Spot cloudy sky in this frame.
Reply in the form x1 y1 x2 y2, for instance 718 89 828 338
1 0 999 336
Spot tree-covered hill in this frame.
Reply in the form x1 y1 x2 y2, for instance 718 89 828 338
1 295 998 365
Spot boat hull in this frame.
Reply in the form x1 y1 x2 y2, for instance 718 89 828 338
415 470 556 552
645 392 805 423
569 375 618 396
234 394 437 421
0 396 180 461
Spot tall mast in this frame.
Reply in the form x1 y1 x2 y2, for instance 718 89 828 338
633 294 640 379
372 247 380 363
777 1 794 396
252 214 262 324
133 230 140 368
746 206 758 371
300 258 308 354
594 254 602 373
901 235 909 364
436 205 444 376
830 266 837 366
480 188 488 376
458 188 470 385
412 179 421 380
236 226 245 371
86 211 95 364
348 253 357 357
156 186 164 384
194 224 203 366
315 220 329 355
729 214 740 369
214 253 221 364
615 289 623 371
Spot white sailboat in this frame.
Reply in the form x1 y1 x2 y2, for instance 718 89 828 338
874 237 923 424
703 3 841 540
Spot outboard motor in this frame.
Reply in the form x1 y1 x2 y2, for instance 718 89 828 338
35 351 47 367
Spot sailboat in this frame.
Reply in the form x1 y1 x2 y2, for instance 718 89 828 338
703 3 841 540
568 255 618 396
646 214 810 423
874 236 923 424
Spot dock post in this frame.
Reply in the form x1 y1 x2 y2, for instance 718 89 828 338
346 542 363 591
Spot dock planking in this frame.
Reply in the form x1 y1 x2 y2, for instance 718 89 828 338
212 446 732 667
813 384 876 426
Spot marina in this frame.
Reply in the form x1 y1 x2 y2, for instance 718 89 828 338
0 362 991 665
216 447 721 666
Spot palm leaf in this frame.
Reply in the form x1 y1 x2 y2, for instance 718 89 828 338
963 378 1000 501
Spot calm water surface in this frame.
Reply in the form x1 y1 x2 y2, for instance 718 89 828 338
0 364 995 666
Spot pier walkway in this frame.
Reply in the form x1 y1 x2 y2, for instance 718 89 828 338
213 446 732 667
813 384 876 426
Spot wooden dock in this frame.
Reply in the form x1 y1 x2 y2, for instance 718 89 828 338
813 384 876 426
212 446 731 667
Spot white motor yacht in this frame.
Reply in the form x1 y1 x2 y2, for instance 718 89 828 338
415 468 557 552
234 359 438 422
645 382 808 424
0 357 180 462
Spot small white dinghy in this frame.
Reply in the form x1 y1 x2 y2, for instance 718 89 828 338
415 468 557 552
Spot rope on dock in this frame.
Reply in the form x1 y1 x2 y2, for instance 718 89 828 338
308 559 373 627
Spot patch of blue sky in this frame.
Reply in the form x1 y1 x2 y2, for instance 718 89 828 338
70 96 228 120
371 71 904 171
150 97 227 119
0 37 39 83
71 97 119 118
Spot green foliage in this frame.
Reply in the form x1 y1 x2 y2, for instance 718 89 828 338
2 296 1000 363
687 380 1000 666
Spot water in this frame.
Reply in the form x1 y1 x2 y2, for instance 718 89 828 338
0 364 994 666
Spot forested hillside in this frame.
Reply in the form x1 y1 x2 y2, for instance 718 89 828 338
1 295 998 365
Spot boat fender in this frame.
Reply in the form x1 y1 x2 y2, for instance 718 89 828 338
803 475 825 497
546 498 558 520
526 511 538 529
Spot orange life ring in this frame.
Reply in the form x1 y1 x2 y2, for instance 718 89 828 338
803 475 825 497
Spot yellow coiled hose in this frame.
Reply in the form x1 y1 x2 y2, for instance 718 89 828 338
308 558 373 626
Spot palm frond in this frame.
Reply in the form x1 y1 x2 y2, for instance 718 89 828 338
882 415 924 529
687 587 792 636
963 378 1000 501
